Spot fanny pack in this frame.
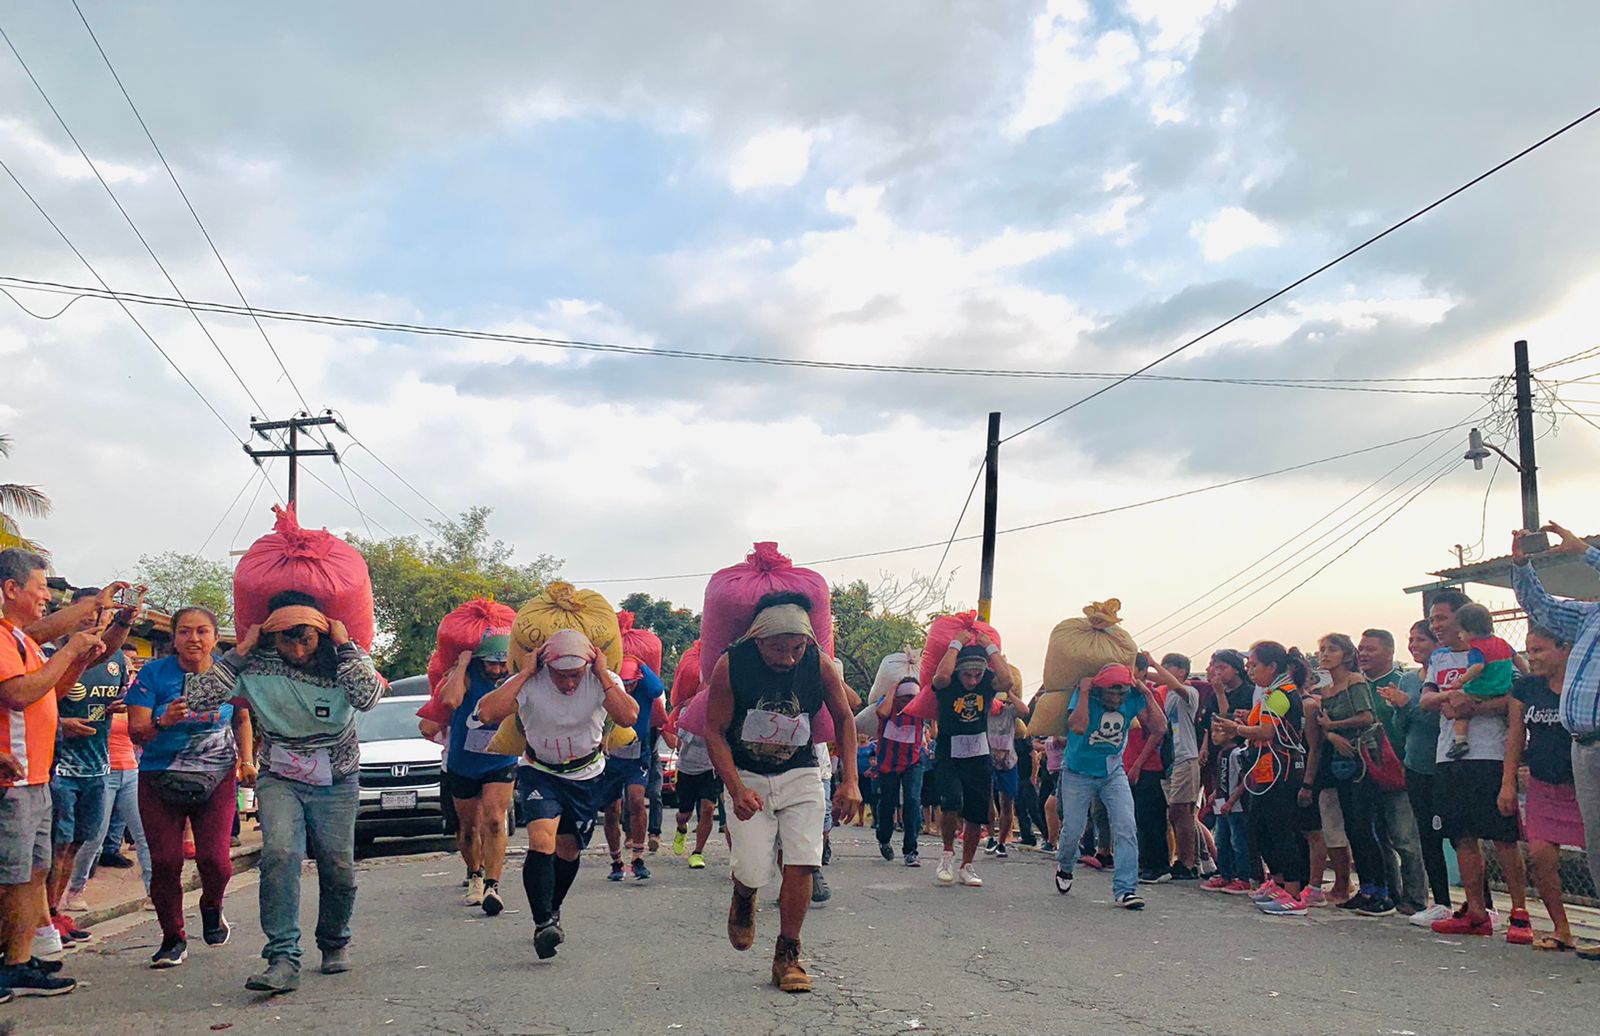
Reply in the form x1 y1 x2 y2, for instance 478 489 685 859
150 767 229 805
524 748 602 776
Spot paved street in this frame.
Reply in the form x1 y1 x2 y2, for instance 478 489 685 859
8 825 1595 1036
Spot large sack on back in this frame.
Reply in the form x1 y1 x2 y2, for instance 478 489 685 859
699 542 833 687
427 598 517 691
1027 599 1139 738
669 641 703 710
234 504 375 650
617 611 664 676
869 652 917 706
902 613 1002 722
508 582 623 673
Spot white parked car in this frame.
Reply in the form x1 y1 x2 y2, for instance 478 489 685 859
354 677 445 844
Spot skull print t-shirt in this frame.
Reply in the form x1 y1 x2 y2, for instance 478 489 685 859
1064 687 1147 778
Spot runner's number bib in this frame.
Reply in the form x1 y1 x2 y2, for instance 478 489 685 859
883 719 918 744
269 744 333 786
949 732 990 759
609 739 644 760
740 709 811 749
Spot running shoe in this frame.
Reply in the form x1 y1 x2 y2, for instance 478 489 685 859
1079 854 1105 870
1138 868 1172 885
1222 879 1254 895
1506 908 1534 945
201 906 231 946
464 874 485 904
631 859 652 882
97 851 134 869
1432 908 1494 936
1249 880 1282 904
1201 875 1230 892
958 865 984 887
983 838 999 855
482 882 504 917
672 830 688 855
534 920 564 960
0 962 75 997
1199 856 1218 878
1115 892 1146 911
150 937 188 969
688 853 706 869
1410 903 1453 927
936 852 956 885
1257 892 1308 916
994 844 1009 859
1170 865 1200 881
53 914 90 943
1039 841 1057 854
879 842 894 862
1055 870 1073 895
62 890 89 913
32 925 65 962
608 861 625 882
811 869 832 903
1299 887 1330 908
904 852 920 868
1357 894 1397 918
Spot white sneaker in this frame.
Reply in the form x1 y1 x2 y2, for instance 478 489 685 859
936 853 956 885
142 896 157 912
33 923 64 962
1487 908 1502 930
464 874 484 906
1409 903 1452 927
63 890 90 913
1198 857 1218 879
958 865 984 887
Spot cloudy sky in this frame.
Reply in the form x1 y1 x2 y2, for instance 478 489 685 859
5 0 1600 678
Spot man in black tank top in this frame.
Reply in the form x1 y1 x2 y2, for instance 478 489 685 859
704 593 861 995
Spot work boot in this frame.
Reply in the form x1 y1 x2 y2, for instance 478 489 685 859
245 958 300 994
771 935 811 994
727 887 756 951
320 946 350 974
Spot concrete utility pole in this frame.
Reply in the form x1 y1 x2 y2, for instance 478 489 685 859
977 412 1000 623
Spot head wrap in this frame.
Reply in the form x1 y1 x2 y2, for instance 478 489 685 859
262 605 329 635
540 628 595 672
954 645 989 675
894 676 919 698
739 603 815 644
474 634 511 662
1091 663 1133 689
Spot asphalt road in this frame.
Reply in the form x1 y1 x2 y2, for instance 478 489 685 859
7 825 1596 1035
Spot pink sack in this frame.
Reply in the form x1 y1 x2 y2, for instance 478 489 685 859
427 598 517 692
669 641 703 711
617 611 664 676
234 504 376 650
699 542 833 687
903 612 1004 722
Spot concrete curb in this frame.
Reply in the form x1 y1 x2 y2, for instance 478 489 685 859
78 843 263 931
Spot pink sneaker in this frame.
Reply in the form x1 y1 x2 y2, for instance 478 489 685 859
1223 879 1253 895
1299 887 1329 908
1249 880 1281 904
1258 890 1309 916
1201 875 1230 892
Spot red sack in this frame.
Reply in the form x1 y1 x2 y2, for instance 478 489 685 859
617 611 664 675
234 504 376 650
699 542 833 687
669 641 703 710
903 612 1003 722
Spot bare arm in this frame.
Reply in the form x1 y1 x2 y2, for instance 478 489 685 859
438 651 472 710
477 668 534 726
1501 695 1526 797
703 656 743 793
0 631 102 710
930 639 961 690
1068 681 1092 736
820 655 860 796
598 667 638 728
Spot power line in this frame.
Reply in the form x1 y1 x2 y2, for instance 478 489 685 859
229 464 274 552
0 22 272 417
68 0 312 415
0 285 86 320
0 275 1503 394
1553 394 1600 435
0 158 244 443
574 420 1477 585
1195 454 1463 654
1535 344 1600 373
930 460 986 585
196 465 263 557
999 101 1600 446
340 460 436 539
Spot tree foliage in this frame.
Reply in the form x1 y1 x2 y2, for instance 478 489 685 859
133 551 234 625
0 434 50 553
350 507 561 678
616 592 702 687
829 572 952 693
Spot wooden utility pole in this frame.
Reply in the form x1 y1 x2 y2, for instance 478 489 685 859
977 412 1000 623
244 413 339 509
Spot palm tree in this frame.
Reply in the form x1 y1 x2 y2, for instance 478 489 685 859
0 434 50 553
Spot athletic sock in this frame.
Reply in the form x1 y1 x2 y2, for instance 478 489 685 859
552 855 581 912
524 852 555 925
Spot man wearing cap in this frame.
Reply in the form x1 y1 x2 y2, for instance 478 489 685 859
930 631 1015 888
478 629 638 961
1054 664 1166 910
704 592 861 994
598 656 665 883
427 634 518 915
186 590 386 993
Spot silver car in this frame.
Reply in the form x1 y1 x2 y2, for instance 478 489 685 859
354 678 445 844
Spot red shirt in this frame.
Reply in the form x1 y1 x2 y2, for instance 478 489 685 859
1123 684 1168 774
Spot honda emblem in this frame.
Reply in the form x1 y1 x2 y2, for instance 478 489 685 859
391 764 410 778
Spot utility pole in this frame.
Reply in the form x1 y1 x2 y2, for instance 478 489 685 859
1512 339 1547 552
245 412 339 509
977 411 1001 623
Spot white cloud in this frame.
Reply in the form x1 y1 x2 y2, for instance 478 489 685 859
0 117 151 185
1124 0 1236 55
1008 2 1141 137
1190 206 1281 261
726 127 815 191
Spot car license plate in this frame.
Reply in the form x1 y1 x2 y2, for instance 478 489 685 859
380 790 417 811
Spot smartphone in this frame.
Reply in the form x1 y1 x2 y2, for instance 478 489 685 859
1135 652 1150 671
1518 530 1551 556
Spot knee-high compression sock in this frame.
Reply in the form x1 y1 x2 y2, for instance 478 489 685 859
551 855 581 913
524 851 555 925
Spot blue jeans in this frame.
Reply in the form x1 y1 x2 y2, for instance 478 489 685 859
70 769 150 892
874 769 922 856
1214 810 1250 882
257 772 359 969
1056 769 1139 897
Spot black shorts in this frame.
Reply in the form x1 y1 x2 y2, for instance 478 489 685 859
444 767 517 801
934 756 993 826
676 769 723 807
1433 759 1521 844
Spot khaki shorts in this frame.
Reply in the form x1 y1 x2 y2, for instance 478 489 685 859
725 765 825 890
1162 759 1201 808
1319 787 1349 849
0 784 53 885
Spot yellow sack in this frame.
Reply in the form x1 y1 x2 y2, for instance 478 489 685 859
490 582 625 756
603 722 637 754
1028 600 1139 738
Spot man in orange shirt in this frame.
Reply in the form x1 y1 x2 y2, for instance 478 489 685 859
0 550 107 999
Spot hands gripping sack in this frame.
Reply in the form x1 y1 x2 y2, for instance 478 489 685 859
487 583 623 755
902 613 1001 722
417 598 516 725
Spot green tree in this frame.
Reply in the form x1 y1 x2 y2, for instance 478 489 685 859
0 434 50 552
350 507 562 678
616 592 702 687
830 572 952 693
133 551 234 625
